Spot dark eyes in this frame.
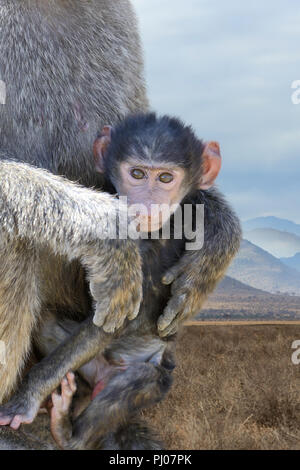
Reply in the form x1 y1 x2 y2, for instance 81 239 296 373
130 168 145 179
130 169 174 183
159 173 173 183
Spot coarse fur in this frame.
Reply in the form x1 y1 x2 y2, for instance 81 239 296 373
0 0 148 403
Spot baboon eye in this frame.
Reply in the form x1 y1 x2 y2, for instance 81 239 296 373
130 168 146 179
159 173 174 183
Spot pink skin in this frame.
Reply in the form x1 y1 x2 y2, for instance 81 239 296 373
199 141 222 189
93 126 222 233
76 352 127 400
50 366 128 446
51 372 77 420
0 404 40 430
50 372 77 447
118 160 186 232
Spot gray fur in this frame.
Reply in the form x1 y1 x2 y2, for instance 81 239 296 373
0 0 147 402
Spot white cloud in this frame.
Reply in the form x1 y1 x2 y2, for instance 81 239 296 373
132 0 300 222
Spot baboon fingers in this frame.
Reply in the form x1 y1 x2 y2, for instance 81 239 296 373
157 293 187 334
66 372 77 394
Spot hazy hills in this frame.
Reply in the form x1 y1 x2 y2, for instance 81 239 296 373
226 239 300 295
243 228 300 258
200 275 300 321
210 276 269 298
281 252 300 272
243 216 300 237
198 216 300 321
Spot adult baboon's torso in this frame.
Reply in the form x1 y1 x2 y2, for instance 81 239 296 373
0 0 148 185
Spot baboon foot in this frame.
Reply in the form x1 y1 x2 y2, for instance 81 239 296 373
0 398 40 430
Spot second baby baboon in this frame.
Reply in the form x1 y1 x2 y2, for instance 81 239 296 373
41 324 166 450
0 113 241 449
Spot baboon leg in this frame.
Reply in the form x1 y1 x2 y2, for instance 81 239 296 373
35 313 79 358
0 317 111 429
0 241 40 404
63 361 173 449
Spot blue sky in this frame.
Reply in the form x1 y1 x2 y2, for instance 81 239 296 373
132 0 300 223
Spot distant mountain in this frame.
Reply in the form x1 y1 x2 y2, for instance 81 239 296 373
281 252 300 272
211 276 268 297
200 275 300 321
244 228 300 258
243 216 300 237
227 239 300 295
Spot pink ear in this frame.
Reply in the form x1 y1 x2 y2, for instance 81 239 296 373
93 126 112 173
198 141 222 189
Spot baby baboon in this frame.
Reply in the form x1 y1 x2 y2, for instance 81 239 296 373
38 320 165 450
50 371 163 450
1 113 241 449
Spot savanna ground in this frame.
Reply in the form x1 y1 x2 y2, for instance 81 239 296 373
144 325 300 449
22 324 300 450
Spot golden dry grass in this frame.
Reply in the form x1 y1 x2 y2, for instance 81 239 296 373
144 325 300 449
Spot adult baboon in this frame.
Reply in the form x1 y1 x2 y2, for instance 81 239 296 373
0 0 147 403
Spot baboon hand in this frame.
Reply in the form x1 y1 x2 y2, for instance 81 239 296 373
0 392 41 430
83 241 143 333
90 275 143 333
158 259 205 337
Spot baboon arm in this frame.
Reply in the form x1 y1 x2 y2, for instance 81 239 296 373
0 318 112 429
26 318 111 399
0 160 120 253
0 159 143 330
64 363 172 450
158 187 242 336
